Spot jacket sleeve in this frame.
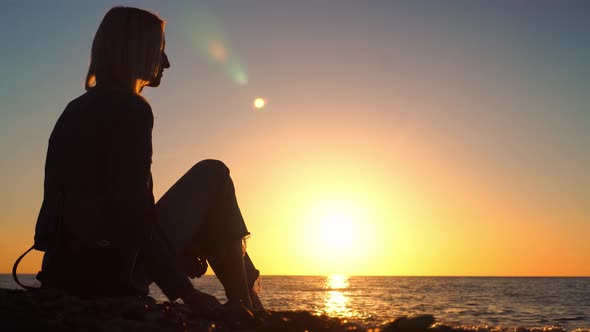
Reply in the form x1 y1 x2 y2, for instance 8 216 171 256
107 100 193 300
103 101 156 246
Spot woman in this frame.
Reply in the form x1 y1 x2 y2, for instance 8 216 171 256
33 6 262 315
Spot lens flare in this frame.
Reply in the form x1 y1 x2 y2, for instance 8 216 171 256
208 40 228 63
183 4 248 85
253 98 266 109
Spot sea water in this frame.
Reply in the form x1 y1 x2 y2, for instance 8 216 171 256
3 275 589 330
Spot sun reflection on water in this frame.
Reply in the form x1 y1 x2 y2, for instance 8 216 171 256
320 275 371 321
324 275 351 317
327 274 349 290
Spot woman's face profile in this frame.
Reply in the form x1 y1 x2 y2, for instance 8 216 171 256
148 38 171 88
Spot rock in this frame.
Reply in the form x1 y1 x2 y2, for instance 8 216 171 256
382 314 436 332
428 324 456 332
35 288 68 301
121 300 149 320
143 310 165 322
39 293 74 309
215 302 259 330
174 304 193 317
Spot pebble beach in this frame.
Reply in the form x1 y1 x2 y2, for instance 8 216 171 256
2 288 587 332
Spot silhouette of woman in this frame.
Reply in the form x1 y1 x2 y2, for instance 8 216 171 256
33 6 262 315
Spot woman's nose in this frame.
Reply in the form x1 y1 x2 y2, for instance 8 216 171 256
162 52 171 69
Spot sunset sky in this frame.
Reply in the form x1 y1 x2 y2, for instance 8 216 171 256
1 1 588 276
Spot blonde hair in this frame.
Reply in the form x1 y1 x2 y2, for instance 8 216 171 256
85 7 165 93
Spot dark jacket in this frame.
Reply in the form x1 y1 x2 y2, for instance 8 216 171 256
36 87 191 300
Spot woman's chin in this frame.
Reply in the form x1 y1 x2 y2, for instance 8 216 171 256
148 77 162 87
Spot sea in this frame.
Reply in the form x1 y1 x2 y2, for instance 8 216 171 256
2 274 589 331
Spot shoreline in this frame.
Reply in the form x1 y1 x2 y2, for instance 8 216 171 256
1 288 587 332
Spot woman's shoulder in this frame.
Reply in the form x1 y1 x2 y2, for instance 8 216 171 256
53 89 153 136
63 88 153 120
86 87 152 111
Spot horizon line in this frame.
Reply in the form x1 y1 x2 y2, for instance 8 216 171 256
3 273 589 278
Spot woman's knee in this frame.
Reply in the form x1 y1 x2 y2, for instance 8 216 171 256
188 159 230 179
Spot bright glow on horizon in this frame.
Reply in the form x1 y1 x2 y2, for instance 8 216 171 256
286 191 380 275
318 212 355 250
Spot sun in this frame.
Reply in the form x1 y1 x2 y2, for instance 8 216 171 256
318 212 356 249
297 195 377 275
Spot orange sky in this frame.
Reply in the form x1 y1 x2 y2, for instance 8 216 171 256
1 1 589 276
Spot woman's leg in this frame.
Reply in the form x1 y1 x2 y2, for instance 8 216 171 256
244 253 263 309
206 240 252 308
155 159 262 309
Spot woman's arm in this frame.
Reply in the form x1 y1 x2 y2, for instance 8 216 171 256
107 98 212 303
103 99 156 246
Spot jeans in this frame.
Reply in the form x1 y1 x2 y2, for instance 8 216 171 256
142 159 260 300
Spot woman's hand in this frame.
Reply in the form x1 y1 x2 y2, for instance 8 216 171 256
182 255 208 279
181 246 208 279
